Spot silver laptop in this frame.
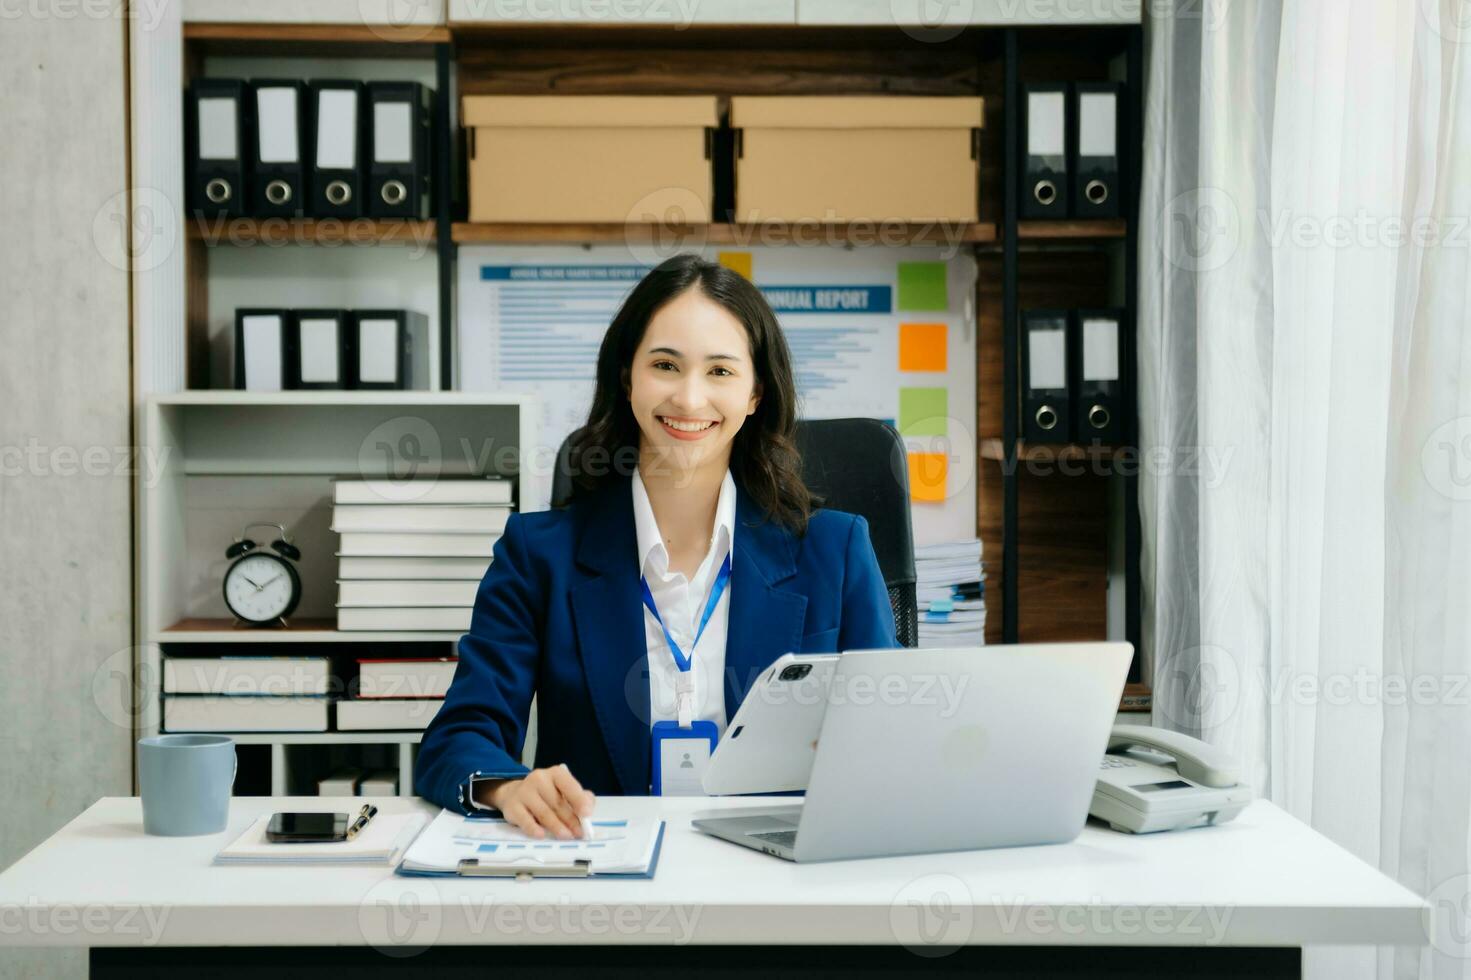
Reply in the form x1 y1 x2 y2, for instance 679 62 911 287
692 642 1132 862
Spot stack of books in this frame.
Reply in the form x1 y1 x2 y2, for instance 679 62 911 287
332 478 511 632
914 538 986 649
336 656 455 731
162 655 331 731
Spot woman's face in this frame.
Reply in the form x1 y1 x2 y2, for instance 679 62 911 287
626 286 762 478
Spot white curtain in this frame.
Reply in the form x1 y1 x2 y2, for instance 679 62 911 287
1140 1 1471 977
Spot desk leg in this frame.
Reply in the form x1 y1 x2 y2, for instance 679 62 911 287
91 944 1301 978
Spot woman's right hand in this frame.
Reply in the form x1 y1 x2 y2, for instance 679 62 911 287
482 764 596 839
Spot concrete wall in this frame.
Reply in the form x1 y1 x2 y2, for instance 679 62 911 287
0 8 133 980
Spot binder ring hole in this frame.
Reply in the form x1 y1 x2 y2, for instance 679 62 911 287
1085 180 1109 205
204 178 232 204
1089 405 1111 429
1033 180 1057 206
265 180 292 206
1036 406 1059 431
326 180 352 206
381 180 408 206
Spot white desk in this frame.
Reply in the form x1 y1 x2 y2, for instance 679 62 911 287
0 796 1428 978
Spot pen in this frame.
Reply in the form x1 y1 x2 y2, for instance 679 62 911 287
346 804 378 840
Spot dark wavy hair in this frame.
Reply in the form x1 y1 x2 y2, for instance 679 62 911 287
566 253 812 535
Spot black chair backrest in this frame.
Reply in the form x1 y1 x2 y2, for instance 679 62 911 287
549 418 918 647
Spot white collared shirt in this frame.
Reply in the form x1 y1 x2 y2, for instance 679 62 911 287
632 466 736 737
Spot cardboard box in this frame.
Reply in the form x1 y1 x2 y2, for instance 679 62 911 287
731 96 985 223
463 95 718 223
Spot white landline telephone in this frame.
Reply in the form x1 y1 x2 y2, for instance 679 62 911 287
1089 725 1253 834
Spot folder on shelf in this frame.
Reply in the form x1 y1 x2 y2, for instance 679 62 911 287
187 78 249 218
308 80 366 219
289 309 350 390
1021 84 1070 220
1021 310 1071 444
1072 83 1122 219
1071 308 1124 444
351 310 429 390
367 81 432 219
398 808 665 880
250 80 307 218
234 309 293 391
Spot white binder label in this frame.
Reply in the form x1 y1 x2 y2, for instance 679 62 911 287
197 97 237 160
374 102 414 163
241 315 283 392
1079 93 1118 157
1028 328 1067 390
316 89 358 169
1083 318 1120 381
1027 92 1065 156
256 87 299 163
358 318 399 383
298 318 340 383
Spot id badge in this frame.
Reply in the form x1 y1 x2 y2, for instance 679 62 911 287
651 719 718 796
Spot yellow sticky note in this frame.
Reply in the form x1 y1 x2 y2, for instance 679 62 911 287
908 452 948 502
719 252 753 280
899 323 948 372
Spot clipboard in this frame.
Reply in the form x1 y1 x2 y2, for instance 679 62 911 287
395 819 666 880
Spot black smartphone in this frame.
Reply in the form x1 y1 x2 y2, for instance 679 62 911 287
266 811 349 843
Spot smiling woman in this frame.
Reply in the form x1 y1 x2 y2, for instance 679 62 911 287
414 253 898 835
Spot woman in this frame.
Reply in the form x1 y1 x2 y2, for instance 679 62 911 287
415 253 897 837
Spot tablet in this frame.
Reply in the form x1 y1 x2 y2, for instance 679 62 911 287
702 653 838 795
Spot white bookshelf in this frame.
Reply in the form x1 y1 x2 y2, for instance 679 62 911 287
137 391 535 796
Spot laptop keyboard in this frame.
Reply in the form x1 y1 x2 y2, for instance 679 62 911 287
749 830 798 849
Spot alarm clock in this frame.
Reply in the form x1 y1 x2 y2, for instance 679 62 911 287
223 522 303 626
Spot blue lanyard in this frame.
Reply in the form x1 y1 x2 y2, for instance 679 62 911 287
640 553 732 673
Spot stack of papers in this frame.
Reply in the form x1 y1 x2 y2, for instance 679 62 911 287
915 538 986 648
214 810 429 865
399 809 665 878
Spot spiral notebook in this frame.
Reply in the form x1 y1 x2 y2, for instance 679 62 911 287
397 809 665 879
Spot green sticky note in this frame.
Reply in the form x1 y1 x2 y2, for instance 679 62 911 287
897 262 948 311
899 387 948 437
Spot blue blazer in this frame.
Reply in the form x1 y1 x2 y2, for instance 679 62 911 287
415 474 898 810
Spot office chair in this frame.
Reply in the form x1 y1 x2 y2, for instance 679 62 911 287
549 418 919 647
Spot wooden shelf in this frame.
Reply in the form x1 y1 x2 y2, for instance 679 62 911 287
183 21 449 47
980 439 1121 462
180 731 426 745
187 217 437 248
1018 220 1128 241
156 618 460 644
451 221 998 246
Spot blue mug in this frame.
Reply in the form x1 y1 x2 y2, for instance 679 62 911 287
137 734 237 836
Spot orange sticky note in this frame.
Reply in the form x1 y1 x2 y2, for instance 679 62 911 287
899 323 947 372
908 452 948 502
719 251 753 280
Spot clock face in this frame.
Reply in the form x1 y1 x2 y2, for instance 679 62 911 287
223 553 299 624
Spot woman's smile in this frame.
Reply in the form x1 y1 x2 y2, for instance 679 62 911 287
657 414 721 439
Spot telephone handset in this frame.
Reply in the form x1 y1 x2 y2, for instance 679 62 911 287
1089 724 1253 834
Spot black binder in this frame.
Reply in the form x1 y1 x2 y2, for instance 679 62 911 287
1072 83 1123 219
288 309 350 390
1020 84 1070 220
308 80 366 219
1070 308 1124 445
233 309 294 391
367 82 432 219
250 80 308 218
351 310 429 390
187 79 250 219
1021 310 1071 444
